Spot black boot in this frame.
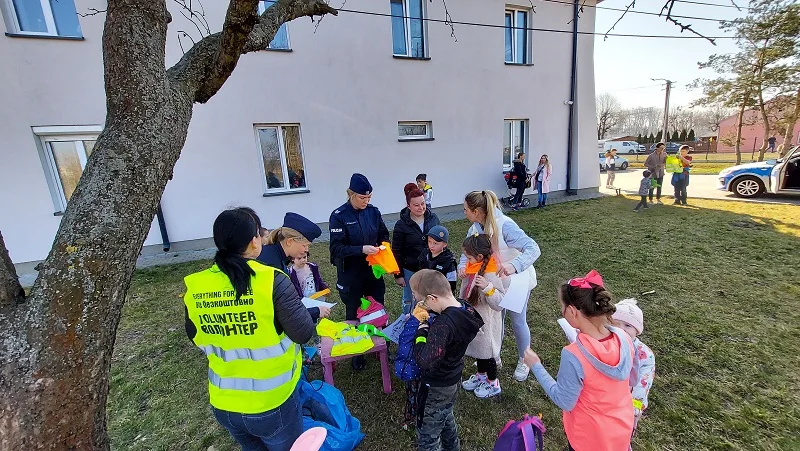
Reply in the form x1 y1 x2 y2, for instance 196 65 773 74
351 355 366 371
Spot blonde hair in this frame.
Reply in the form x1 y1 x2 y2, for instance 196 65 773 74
266 227 308 245
464 190 501 250
346 188 356 200
540 154 551 171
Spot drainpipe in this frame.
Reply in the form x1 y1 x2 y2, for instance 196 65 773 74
565 0 580 195
156 203 171 252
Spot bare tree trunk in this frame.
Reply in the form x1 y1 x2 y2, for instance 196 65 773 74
0 0 335 449
782 87 800 157
757 90 770 162
735 102 746 165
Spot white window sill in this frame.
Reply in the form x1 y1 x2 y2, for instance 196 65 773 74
5 32 84 41
505 62 534 66
393 55 431 61
263 189 310 197
398 137 435 142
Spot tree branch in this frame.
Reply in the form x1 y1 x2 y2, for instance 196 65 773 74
0 230 25 310
604 0 635 41
78 8 106 17
660 0 716 45
167 0 337 103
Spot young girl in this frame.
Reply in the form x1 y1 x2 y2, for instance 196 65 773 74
612 298 655 431
523 270 636 451
460 234 508 399
289 252 330 300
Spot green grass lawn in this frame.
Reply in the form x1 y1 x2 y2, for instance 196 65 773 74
108 197 800 451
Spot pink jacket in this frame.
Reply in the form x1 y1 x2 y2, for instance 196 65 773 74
535 164 552 193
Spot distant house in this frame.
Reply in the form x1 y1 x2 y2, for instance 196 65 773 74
607 135 639 142
716 107 800 153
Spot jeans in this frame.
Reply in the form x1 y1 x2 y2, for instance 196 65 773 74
648 176 663 201
536 181 547 205
501 296 531 359
634 196 648 210
212 388 302 451
402 268 415 315
673 174 688 203
417 383 460 451
512 185 526 206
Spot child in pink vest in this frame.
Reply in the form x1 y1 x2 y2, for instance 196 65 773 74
523 270 636 451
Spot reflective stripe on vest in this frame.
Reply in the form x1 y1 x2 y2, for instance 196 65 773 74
359 309 387 324
199 336 295 362
208 350 298 392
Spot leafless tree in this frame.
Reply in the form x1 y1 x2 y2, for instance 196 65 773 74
596 92 622 140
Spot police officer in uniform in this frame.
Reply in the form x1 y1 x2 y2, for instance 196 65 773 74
329 173 390 369
183 208 315 451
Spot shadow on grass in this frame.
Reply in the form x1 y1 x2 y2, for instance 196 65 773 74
108 196 800 451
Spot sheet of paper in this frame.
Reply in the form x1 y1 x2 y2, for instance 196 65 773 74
557 318 579 343
301 297 336 310
382 315 408 344
498 273 529 314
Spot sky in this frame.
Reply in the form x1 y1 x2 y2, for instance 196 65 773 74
593 0 749 108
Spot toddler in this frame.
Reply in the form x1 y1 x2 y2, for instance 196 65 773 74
612 298 655 431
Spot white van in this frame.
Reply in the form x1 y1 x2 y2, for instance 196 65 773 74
603 141 641 154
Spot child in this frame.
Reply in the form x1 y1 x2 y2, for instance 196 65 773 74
411 269 483 451
634 171 652 212
673 145 693 205
416 173 434 210
523 270 636 451
612 299 655 431
459 234 508 399
418 225 457 294
288 251 329 299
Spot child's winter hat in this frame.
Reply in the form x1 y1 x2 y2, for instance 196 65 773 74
612 298 644 334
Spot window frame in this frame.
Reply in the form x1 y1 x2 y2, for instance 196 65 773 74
253 123 309 195
1 0 82 37
257 1 291 50
504 6 531 65
398 121 433 141
33 125 102 213
390 0 428 59
503 119 529 171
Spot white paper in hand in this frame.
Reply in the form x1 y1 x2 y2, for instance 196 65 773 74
557 318 579 343
382 315 408 344
301 297 336 310
498 273 530 314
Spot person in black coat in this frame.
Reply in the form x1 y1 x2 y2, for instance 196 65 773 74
393 183 440 315
511 152 529 209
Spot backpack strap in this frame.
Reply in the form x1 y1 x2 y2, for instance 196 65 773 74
520 416 546 451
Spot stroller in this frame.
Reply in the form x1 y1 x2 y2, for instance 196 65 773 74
501 171 532 208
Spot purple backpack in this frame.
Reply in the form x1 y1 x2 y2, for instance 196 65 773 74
493 414 546 451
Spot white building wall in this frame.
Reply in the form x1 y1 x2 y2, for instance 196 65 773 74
0 0 599 265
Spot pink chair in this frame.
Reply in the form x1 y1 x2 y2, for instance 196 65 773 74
290 427 327 451
318 320 392 394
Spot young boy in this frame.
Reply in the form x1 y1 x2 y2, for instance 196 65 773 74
612 298 655 431
634 171 652 213
416 174 434 210
418 225 457 294
411 270 483 451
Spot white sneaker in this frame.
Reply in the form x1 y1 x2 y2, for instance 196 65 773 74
513 359 530 382
462 373 487 391
474 380 502 398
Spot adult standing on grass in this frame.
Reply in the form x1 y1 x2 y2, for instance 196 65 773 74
329 173 391 369
511 152 529 210
183 209 315 451
393 183 440 315
533 154 552 208
458 190 541 382
672 145 693 205
645 143 667 204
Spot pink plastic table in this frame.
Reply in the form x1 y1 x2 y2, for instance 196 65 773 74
318 320 392 394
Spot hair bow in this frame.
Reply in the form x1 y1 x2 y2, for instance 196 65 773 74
568 269 604 289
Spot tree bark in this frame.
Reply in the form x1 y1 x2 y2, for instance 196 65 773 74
782 86 800 157
735 102 746 165
0 0 336 449
757 89 771 161
0 230 25 310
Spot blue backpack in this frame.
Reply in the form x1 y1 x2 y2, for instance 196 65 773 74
394 316 421 381
296 379 365 451
493 414 546 451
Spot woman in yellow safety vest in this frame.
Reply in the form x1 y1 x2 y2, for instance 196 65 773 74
183 208 316 451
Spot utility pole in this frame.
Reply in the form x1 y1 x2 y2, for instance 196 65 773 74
652 78 673 145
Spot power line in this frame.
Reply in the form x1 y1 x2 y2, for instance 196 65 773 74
673 0 752 10
337 8 739 40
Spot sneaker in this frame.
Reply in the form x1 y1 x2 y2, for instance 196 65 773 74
462 373 487 391
496 356 503 370
474 380 502 398
513 359 529 382
673 200 681 205
656 200 664 205
634 209 640 213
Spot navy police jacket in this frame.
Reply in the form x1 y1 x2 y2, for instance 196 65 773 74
329 201 390 291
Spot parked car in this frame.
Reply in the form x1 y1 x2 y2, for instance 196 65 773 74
599 152 629 171
718 146 800 198
649 142 681 154
603 141 640 155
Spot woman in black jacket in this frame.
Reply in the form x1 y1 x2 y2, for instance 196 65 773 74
511 152 529 210
392 183 440 315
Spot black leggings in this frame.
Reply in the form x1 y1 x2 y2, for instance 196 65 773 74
512 185 526 205
476 358 498 381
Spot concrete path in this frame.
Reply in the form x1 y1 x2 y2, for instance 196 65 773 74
600 168 800 206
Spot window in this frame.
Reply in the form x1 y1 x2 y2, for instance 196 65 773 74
258 1 290 50
255 124 307 193
398 121 432 141
2 0 82 37
504 7 530 64
503 120 527 171
34 126 100 212
390 0 426 58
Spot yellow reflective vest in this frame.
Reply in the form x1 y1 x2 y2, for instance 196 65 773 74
184 261 301 414
316 318 374 357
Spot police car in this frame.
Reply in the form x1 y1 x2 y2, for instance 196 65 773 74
718 146 800 198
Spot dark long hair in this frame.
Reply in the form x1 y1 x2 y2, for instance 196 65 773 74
213 209 259 300
559 282 615 321
462 234 493 306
